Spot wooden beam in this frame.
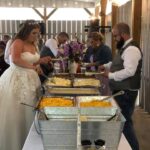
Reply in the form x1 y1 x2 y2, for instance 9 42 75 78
43 8 47 42
132 0 142 45
43 8 48 22
46 8 57 20
100 0 107 26
32 8 44 20
95 5 100 18
111 4 118 57
33 8 58 41
84 8 92 16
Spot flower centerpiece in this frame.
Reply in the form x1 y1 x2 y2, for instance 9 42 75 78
64 41 85 62
63 41 85 73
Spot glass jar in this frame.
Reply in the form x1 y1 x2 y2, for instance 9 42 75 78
69 61 78 74
54 62 60 73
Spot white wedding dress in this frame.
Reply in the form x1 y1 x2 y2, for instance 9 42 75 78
0 52 41 150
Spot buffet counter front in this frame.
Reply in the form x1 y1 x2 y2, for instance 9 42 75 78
22 122 131 150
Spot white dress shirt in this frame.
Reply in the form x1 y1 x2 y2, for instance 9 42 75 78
45 38 59 57
4 39 12 64
105 38 142 81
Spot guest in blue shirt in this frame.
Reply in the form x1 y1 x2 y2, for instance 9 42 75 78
83 32 112 71
83 32 112 95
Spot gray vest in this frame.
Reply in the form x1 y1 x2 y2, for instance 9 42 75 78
109 41 142 90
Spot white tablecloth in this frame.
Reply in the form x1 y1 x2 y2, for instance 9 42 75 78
22 123 131 150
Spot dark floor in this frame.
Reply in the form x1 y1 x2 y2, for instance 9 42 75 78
133 107 150 150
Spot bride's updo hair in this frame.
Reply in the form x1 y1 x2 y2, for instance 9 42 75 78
14 20 40 41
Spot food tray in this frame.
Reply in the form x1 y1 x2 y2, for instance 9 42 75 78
39 96 77 119
45 76 72 87
39 96 75 106
73 78 100 87
76 96 117 121
45 87 100 96
41 96 118 121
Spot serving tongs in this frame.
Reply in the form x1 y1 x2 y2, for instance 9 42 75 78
20 91 49 120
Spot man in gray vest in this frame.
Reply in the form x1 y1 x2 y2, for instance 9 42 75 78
99 22 142 150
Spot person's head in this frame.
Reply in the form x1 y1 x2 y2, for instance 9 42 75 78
88 32 104 48
0 41 6 49
0 44 5 52
14 20 40 43
112 22 131 49
57 32 69 45
3 34 11 43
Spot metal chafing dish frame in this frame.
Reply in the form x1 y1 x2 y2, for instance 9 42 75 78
44 86 101 96
43 73 102 96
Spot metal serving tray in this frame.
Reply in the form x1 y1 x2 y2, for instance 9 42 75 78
76 96 118 122
40 96 118 119
45 87 100 96
44 107 78 119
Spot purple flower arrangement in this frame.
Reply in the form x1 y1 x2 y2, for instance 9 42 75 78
57 41 85 72
63 41 85 62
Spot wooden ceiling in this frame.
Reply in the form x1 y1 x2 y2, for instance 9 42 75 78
0 0 96 8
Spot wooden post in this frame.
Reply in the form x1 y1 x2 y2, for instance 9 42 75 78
100 0 107 27
43 8 47 42
132 0 142 45
111 4 118 57
95 5 100 19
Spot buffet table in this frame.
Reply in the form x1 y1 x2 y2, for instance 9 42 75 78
22 122 131 150
22 75 131 150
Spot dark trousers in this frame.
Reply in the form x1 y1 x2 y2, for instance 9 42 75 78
113 90 139 150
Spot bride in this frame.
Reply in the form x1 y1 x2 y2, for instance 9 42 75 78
0 20 51 150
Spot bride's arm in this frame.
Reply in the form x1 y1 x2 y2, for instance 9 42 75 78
10 39 36 70
33 43 51 65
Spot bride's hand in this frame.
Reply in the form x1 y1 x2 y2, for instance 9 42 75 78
35 65 43 75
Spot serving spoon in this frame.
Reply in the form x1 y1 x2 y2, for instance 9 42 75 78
100 90 125 102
